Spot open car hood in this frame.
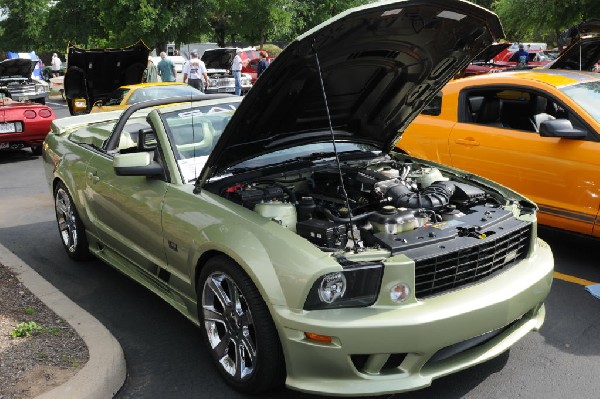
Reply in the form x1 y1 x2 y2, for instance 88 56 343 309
64 40 150 103
0 59 36 79
471 42 510 63
201 49 235 69
204 0 504 177
549 19 600 71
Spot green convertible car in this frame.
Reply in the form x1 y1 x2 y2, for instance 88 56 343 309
43 0 554 396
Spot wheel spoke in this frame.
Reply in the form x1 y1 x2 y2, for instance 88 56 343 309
203 306 226 324
56 197 68 215
208 276 232 309
231 283 243 314
234 339 246 380
214 332 231 359
241 331 257 363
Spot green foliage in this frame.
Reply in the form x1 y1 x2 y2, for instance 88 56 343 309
260 44 283 57
10 321 44 338
492 0 600 46
0 0 50 51
5 0 595 54
23 307 36 315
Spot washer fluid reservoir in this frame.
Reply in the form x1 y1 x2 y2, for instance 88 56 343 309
254 201 297 232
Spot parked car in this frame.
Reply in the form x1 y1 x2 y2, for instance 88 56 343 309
49 75 65 100
86 82 204 113
43 1 552 396
397 67 600 236
201 47 254 93
64 40 150 115
0 59 50 105
42 62 66 81
462 42 511 77
0 99 55 154
492 44 552 69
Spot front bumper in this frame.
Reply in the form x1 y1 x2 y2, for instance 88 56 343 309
273 238 553 396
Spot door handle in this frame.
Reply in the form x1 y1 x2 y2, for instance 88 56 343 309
454 138 480 146
87 171 100 183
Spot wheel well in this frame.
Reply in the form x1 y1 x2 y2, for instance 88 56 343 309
194 250 228 290
52 177 63 194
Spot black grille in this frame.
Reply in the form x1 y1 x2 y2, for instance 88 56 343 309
414 225 531 298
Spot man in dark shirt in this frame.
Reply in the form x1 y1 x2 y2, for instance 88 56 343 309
257 52 269 79
515 44 529 66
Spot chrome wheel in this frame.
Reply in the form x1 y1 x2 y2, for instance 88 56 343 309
53 183 90 260
202 271 257 380
55 187 79 253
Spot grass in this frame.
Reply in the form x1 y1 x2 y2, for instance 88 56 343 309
24 307 36 315
10 321 43 338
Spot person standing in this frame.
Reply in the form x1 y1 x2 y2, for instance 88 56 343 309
182 50 208 92
231 49 243 96
143 56 159 83
256 51 269 79
157 52 177 82
51 53 62 78
515 44 529 67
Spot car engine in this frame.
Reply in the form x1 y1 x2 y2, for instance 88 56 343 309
218 157 533 255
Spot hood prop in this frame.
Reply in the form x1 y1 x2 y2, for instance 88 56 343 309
313 46 360 254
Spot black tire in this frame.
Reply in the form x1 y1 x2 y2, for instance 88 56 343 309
30 145 42 156
198 256 285 394
54 182 91 260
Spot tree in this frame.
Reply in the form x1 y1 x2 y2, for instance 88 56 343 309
0 0 50 51
46 0 109 50
493 0 600 46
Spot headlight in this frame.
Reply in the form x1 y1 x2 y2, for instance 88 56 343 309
304 263 383 310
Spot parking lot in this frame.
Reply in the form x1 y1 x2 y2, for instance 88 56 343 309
0 98 598 397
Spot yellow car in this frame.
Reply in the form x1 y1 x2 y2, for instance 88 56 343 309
89 82 203 113
397 69 600 236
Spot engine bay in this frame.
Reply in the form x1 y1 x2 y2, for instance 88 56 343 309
214 156 532 254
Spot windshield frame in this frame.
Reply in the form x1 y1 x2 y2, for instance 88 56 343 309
160 101 239 183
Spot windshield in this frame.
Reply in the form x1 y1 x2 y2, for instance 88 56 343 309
126 85 203 105
560 81 600 123
162 102 238 183
104 88 130 106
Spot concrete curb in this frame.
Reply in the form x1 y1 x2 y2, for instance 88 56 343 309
0 243 126 399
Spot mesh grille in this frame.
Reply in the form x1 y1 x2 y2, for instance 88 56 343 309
414 225 531 298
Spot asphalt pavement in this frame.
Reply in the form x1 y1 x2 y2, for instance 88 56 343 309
0 99 599 398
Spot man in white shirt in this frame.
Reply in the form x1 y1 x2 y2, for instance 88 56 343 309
231 49 243 96
51 53 62 78
182 50 208 92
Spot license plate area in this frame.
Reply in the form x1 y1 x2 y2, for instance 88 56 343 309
0 123 16 133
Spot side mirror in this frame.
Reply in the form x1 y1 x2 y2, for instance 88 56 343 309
113 152 164 177
539 119 587 138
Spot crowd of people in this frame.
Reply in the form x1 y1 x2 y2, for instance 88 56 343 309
142 47 270 95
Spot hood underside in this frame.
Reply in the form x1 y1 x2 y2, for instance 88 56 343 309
64 40 150 103
472 42 510 63
202 49 236 69
0 59 36 79
549 19 600 71
203 0 504 178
